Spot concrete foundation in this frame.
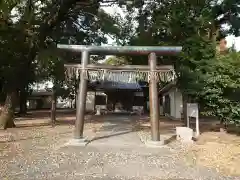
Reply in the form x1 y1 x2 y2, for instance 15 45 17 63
64 138 88 147
145 140 165 148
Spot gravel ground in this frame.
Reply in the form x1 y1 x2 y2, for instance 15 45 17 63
0 114 239 180
1 143 238 180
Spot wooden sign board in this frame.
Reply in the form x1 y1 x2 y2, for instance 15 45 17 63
187 103 198 118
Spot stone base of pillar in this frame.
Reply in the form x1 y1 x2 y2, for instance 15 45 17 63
95 105 101 115
145 140 165 148
95 109 101 115
64 138 88 147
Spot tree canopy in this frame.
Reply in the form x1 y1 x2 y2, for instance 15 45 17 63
115 0 240 126
0 0 122 128
105 56 129 65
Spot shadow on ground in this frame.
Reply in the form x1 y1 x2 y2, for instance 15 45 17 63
11 109 240 136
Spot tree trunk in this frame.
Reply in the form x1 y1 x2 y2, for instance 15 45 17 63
182 93 188 126
70 99 73 108
19 90 27 115
51 88 57 126
142 87 149 114
0 92 16 129
219 118 227 132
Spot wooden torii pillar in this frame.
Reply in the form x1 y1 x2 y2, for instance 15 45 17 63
57 45 182 144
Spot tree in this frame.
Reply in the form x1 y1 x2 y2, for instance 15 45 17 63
105 56 129 65
0 0 36 128
116 0 240 125
0 0 123 129
199 52 240 127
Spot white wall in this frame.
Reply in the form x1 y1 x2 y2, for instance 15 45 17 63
86 91 96 111
163 87 183 119
175 89 183 119
168 89 175 117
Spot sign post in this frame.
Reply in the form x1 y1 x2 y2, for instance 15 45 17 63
187 103 200 137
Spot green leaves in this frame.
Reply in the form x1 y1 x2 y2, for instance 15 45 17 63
120 0 240 125
199 53 240 125
105 56 129 65
0 0 122 93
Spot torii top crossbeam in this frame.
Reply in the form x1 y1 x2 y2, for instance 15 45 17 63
57 44 182 55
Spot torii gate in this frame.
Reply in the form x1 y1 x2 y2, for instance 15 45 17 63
57 45 182 144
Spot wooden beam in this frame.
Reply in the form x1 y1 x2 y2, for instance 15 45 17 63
57 44 182 55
